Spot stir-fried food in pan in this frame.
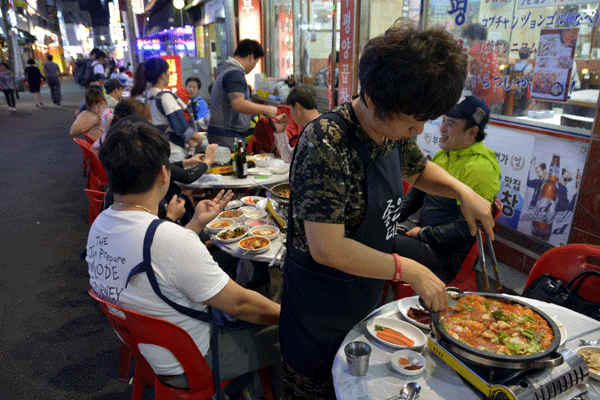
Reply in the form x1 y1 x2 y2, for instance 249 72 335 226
439 295 554 356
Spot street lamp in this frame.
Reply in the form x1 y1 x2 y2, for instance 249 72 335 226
173 0 184 27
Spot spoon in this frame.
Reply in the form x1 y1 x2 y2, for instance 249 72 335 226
385 382 421 400
580 339 600 346
401 382 421 400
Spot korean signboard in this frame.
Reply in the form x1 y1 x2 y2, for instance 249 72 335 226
161 56 183 90
337 0 355 105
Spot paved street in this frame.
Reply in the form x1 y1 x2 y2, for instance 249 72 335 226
0 77 149 399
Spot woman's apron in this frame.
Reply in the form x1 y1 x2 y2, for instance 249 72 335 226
279 112 405 381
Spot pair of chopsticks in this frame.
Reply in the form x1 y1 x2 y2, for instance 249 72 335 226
475 226 502 291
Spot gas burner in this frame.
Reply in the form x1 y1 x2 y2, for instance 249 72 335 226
427 337 590 400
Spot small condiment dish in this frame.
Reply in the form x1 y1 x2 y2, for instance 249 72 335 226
390 350 426 376
206 218 236 234
246 218 271 228
238 236 271 254
215 226 248 243
249 225 280 240
243 209 268 220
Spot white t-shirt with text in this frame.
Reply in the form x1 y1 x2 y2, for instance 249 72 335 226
86 208 229 375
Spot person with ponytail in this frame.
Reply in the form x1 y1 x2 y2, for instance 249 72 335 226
131 58 203 162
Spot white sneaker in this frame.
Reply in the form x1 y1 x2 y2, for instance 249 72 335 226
9 107 16 112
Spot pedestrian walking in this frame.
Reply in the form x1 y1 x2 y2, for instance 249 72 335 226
25 58 45 107
0 62 17 112
43 54 62 106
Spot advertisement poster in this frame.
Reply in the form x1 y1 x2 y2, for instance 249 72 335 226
417 120 586 246
517 137 586 246
531 28 578 102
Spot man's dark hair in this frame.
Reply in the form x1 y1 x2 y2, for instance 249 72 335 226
462 23 488 41
286 86 318 110
539 163 547 170
99 120 170 195
46 54 53 61
90 48 106 60
464 119 486 142
358 20 467 121
119 66 126 73
234 39 265 58
185 76 202 89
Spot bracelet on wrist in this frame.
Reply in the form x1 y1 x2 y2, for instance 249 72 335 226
391 253 402 282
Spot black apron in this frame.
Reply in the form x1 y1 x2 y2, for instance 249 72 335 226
279 112 405 381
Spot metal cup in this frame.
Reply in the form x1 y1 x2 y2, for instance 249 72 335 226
345 341 371 376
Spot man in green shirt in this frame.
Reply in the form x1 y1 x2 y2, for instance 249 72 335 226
393 95 501 283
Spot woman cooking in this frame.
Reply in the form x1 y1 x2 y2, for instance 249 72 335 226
279 21 496 399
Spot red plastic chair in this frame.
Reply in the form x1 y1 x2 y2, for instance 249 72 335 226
524 244 600 303
382 198 503 303
73 137 108 191
88 289 275 400
82 132 96 145
83 189 105 225
73 136 90 178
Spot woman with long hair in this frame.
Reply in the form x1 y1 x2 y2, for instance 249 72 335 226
130 58 203 162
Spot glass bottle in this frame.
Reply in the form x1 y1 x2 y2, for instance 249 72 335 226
236 139 248 179
531 154 560 241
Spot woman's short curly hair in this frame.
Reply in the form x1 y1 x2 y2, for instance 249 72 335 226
358 19 467 122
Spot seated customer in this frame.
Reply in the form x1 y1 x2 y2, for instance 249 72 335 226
70 86 107 141
87 120 281 396
392 96 501 283
104 78 124 112
273 86 319 163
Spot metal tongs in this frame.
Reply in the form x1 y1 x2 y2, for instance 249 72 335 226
475 226 502 291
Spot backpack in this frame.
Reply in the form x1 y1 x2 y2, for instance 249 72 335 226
74 59 94 87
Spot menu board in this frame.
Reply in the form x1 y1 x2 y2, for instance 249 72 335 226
531 28 578 102
417 119 587 246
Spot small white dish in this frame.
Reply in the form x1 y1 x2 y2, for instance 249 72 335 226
390 350 426 376
249 225 280 240
243 209 268 220
575 345 600 380
206 218 236 234
268 165 289 174
215 226 248 243
239 206 256 213
224 199 243 210
366 317 427 350
245 218 271 228
238 236 271 254
218 209 245 222
550 316 567 347
397 296 431 330
241 196 265 206
254 153 274 167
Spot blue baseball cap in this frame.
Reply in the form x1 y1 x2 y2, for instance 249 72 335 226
446 96 490 132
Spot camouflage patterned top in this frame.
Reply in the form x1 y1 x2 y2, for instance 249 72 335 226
289 102 428 252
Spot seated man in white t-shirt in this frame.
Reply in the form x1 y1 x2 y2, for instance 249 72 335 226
86 118 281 395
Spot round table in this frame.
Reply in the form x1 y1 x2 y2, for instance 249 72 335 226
332 296 600 400
181 168 289 190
